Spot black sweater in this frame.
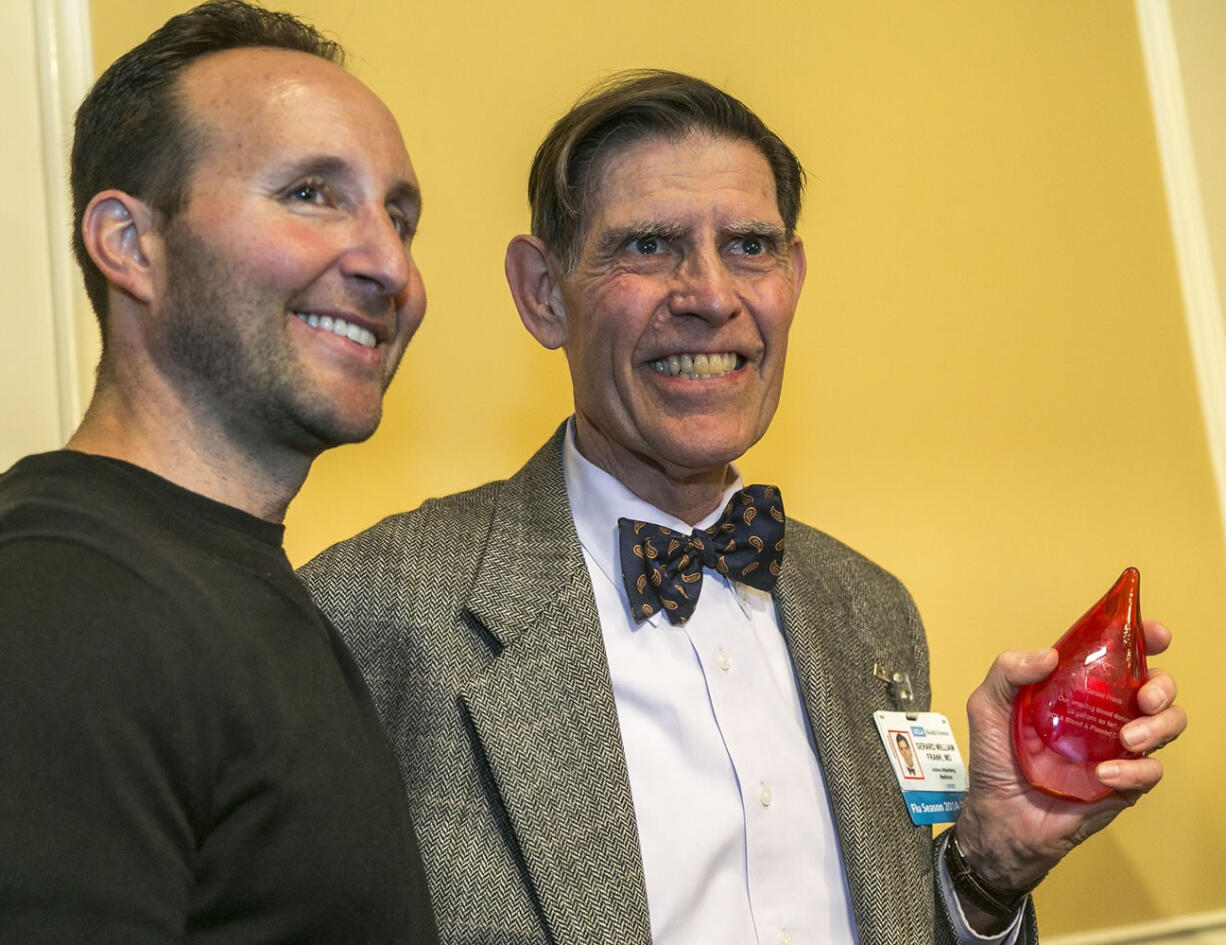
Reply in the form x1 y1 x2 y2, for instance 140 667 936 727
0 451 436 944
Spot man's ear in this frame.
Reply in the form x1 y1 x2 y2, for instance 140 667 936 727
789 235 808 297
505 234 568 350
81 190 159 305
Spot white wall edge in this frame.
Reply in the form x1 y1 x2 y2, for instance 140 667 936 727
1044 907 1226 945
1135 0 1226 554
33 0 95 440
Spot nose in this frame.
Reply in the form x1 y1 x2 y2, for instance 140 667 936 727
668 247 739 324
340 205 412 299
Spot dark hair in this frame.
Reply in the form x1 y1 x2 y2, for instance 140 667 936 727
527 69 806 270
71 0 344 330
896 733 910 746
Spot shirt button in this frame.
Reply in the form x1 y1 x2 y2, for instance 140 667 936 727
779 932 793 945
759 783 772 807
716 649 732 671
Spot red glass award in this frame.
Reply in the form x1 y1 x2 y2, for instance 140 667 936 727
1011 567 1149 802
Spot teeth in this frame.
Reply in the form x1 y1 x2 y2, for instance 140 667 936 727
650 352 739 379
295 312 376 348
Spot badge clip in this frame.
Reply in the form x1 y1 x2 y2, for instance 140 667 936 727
873 662 918 719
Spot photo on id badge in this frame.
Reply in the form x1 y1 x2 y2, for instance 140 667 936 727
890 730 924 780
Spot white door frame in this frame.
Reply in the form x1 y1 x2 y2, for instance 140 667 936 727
1136 0 1226 551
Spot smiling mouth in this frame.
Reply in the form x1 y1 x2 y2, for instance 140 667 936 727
650 352 742 380
294 312 377 349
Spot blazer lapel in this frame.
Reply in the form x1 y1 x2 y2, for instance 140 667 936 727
776 561 935 945
458 429 652 945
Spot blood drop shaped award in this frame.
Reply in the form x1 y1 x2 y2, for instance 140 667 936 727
1011 567 1148 802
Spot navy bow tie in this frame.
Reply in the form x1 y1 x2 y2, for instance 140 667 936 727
618 484 785 625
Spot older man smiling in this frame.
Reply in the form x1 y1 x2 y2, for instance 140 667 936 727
302 69 1185 945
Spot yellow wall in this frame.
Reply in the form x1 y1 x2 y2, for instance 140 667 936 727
91 1 1226 935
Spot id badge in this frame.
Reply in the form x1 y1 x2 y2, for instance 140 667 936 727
874 711 969 825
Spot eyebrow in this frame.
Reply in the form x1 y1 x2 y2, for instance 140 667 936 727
271 154 351 186
592 218 788 256
592 220 688 256
723 220 788 241
387 180 422 216
271 154 421 212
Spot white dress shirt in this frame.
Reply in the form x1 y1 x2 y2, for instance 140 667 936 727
562 423 1020 945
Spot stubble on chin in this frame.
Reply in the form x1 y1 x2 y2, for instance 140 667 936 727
155 220 382 452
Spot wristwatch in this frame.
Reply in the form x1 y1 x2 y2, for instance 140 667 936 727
944 825 1043 922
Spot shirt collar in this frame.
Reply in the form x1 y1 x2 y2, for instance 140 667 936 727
562 418 746 602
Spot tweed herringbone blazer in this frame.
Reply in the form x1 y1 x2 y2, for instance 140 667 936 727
300 426 1037 945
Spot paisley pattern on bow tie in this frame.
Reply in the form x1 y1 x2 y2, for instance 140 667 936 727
618 484 785 625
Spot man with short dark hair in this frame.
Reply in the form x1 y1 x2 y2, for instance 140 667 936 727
897 733 919 777
301 70 1184 945
0 3 436 941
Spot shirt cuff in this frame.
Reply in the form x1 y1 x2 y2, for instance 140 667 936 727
937 832 1025 945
